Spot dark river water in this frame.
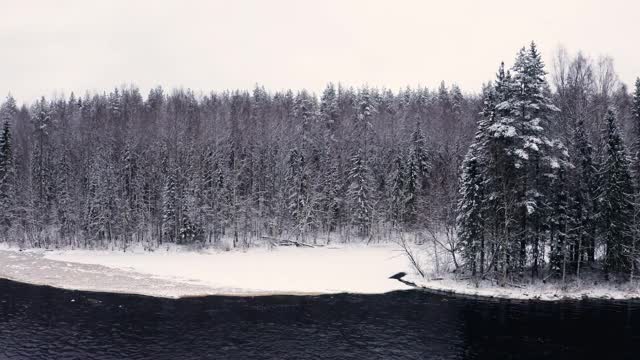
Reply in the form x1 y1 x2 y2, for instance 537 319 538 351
0 279 639 359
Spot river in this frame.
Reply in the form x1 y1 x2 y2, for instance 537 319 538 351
0 279 638 359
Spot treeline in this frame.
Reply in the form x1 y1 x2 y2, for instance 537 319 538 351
0 79 479 249
458 42 640 282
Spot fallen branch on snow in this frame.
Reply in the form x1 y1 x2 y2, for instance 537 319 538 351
261 236 316 248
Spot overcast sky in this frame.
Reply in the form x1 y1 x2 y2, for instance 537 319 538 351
1 0 638 103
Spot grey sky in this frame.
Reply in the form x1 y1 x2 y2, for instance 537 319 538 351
1 0 638 103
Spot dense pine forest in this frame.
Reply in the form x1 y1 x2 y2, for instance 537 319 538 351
0 42 639 282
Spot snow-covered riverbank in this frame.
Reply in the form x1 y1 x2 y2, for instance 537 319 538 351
405 274 640 301
1 243 639 301
0 244 413 298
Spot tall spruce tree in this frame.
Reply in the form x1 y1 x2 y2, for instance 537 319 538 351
457 80 504 277
285 148 309 238
162 162 179 243
548 140 572 279
495 42 559 276
389 151 406 227
632 78 640 178
348 149 373 238
31 98 53 238
598 109 634 276
0 120 15 237
318 83 341 235
460 43 561 280
569 118 598 269
457 143 485 276
631 78 640 278
404 147 419 227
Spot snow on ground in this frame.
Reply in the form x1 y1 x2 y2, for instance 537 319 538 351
1 241 640 301
406 274 640 301
0 243 413 298
0 246 218 298
399 242 640 301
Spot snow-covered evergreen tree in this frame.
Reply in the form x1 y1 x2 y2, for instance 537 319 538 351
285 148 309 238
458 43 563 280
389 151 405 226
0 120 15 237
632 78 640 178
318 83 342 234
85 148 115 245
548 140 572 278
598 109 634 275
348 149 373 238
457 143 485 276
450 84 465 123
410 125 430 188
31 98 54 238
319 83 339 137
492 42 560 274
354 87 376 154
631 78 640 278
0 97 17 237
404 148 419 227
569 118 598 266
457 79 507 277
162 162 179 243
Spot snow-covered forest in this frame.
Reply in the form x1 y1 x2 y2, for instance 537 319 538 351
0 42 639 283
0 72 479 249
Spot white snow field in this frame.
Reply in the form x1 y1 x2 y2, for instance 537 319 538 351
1 242 639 300
0 243 414 298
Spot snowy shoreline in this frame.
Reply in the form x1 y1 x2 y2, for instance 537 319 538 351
0 244 413 298
1 243 639 301
405 275 640 302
